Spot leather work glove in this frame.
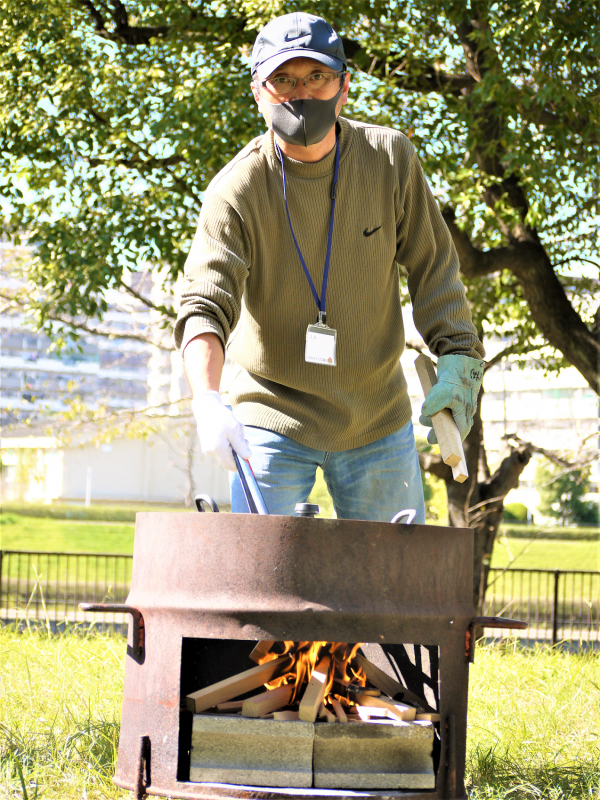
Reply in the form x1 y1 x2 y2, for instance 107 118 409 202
191 391 251 472
419 354 484 443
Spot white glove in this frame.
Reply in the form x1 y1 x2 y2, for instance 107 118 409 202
192 391 251 472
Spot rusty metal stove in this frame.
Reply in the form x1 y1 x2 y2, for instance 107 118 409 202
83 512 525 800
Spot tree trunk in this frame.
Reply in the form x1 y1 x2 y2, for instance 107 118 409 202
419 389 533 611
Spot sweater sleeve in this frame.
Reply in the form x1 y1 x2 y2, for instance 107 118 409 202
395 145 485 361
175 190 251 353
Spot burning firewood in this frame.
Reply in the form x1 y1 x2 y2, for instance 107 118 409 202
353 653 428 710
248 640 278 664
242 685 293 718
299 655 331 722
185 654 292 713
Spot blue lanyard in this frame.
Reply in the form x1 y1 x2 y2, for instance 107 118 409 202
276 138 340 324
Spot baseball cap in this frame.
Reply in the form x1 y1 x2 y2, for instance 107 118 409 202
251 12 347 80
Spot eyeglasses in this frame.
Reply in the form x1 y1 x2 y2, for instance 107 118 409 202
256 69 346 98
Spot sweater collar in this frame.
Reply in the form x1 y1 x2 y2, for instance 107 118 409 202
265 117 354 179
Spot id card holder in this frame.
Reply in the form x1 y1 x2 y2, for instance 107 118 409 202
305 320 337 366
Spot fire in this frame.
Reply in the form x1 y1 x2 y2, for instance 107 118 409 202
257 641 367 706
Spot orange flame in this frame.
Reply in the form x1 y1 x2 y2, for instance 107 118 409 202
258 641 367 705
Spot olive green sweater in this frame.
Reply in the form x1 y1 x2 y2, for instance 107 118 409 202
176 117 484 451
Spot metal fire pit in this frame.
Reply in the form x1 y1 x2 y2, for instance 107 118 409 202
83 512 525 800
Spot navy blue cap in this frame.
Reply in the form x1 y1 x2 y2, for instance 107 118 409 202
251 12 347 80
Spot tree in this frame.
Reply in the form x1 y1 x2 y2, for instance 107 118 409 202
1 0 598 607
536 462 599 527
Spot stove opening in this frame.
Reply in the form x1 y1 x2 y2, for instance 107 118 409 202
178 639 441 790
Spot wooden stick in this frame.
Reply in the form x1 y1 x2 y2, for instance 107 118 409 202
215 700 244 711
353 654 427 710
299 655 331 722
248 640 276 664
273 710 299 721
416 712 440 722
185 654 292 714
242 684 293 718
414 354 468 482
330 697 347 723
319 702 337 723
355 692 416 721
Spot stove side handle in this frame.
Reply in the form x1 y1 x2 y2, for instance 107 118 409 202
79 603 145 663
466 616 528 662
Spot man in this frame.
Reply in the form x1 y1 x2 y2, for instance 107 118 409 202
176 12 485 522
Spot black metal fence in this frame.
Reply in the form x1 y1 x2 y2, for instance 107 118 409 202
483 567 599 648
1 551 599 648
0 550 133 629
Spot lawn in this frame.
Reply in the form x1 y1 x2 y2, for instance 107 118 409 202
3 512 598 573
0 628 598 799
1 514 136 554
491 535 600 572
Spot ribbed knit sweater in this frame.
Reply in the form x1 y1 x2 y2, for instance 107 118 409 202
176 117 484 451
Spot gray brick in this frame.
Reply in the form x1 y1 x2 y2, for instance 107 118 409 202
313 720 435 790
190 714 314 788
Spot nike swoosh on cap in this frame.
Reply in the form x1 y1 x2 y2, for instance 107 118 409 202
284 31 308 41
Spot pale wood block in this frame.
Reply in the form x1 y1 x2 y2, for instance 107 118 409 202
216 700 244 711
331 697 347 723
273 710 300 721
415 354 469 482
355 693 417 722
186 654 292 714
248 640 276 664
416 712 440 722
299 656 331 722
242 684 293 718
319 702 337 723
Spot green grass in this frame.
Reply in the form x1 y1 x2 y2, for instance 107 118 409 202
1 514 135 555
491 536 600 572
500 523 599 541
1 501 192 523
0 626 128 799
4 511 599 574
466 642 600 798
0 629 597 800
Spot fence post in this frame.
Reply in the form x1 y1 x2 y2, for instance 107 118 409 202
551 570 561 646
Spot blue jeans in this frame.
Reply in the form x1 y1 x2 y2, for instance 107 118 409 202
230 421 426 523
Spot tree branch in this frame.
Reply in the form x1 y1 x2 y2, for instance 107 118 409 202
0 290 175 351
483 342 542 371
418 450 454 481
73 0 171 44
117 278 177 319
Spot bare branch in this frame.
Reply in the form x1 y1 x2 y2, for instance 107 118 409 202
506 434 598 475
483 342 542 371
0 289 175 351
404 339 427 355
117 278 177 319
553 256 600 271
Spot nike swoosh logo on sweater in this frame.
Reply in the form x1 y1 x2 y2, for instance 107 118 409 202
363 225 382 237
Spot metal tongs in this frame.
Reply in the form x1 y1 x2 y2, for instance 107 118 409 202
194 452 269 515
232 452 270 515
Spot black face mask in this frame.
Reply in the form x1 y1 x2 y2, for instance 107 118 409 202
264 82 344 147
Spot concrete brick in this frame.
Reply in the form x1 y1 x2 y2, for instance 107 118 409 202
190 714 314 788
313 720 435 790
